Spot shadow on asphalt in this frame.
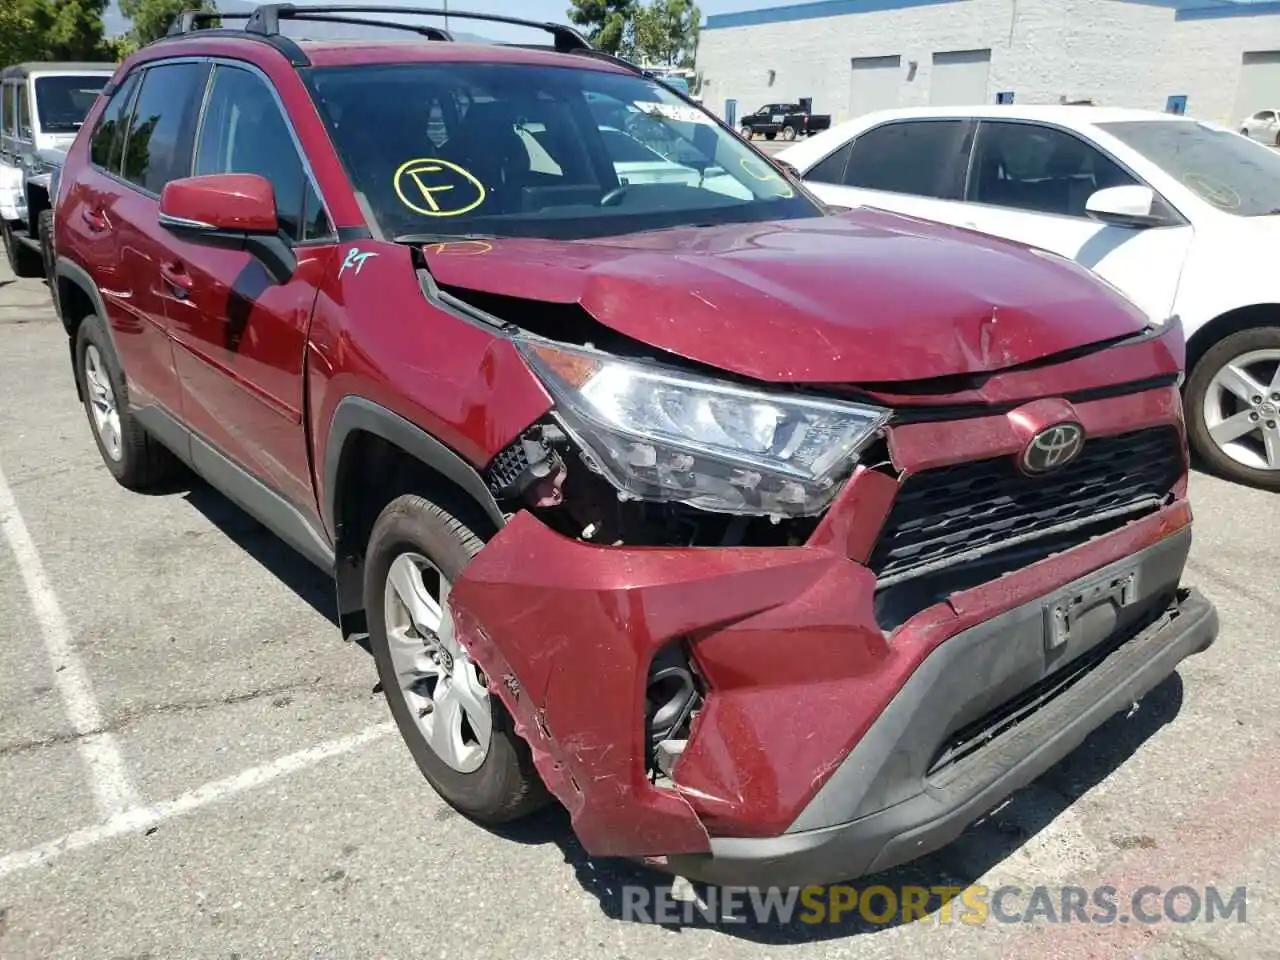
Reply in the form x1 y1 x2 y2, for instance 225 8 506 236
491 673 1184 942
1188 448 1278 494
168 472 1189 942
162 474 340 627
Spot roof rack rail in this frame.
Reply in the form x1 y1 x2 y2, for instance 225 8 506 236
155 14 310 65
278 13 455 41
243 4 592 52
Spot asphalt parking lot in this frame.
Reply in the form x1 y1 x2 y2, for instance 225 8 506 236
0 253 1277 960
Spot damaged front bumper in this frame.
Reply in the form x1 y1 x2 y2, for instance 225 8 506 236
446 388 1218 888
664 550 1216 887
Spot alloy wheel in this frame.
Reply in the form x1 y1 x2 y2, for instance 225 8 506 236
84 344 123 462
382 552 492 774
1202 348 1280 472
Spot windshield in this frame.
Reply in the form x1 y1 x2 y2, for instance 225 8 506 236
1098 119 1280 216
305 62 819 241
34 75 108 133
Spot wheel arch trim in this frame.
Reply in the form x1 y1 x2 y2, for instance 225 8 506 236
1183 302 1280 374
54 256 109 335
322 395 507 545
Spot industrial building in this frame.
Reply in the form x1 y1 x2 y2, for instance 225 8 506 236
695 0 1280 129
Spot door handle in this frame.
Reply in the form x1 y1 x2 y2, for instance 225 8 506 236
81 207 108 233
160 262 192 299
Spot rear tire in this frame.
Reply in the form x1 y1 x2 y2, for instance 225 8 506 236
781 124 798 142
74 313 184 490
365 493 548 824
1184 325 1280 492
1 218 42 278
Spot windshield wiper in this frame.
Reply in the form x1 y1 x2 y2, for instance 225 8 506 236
393 232 498 244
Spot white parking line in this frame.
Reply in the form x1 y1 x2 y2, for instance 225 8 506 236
0 721 395 879
0 461 140 818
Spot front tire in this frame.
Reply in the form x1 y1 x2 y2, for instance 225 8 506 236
740 125 753 140
74 313 183 490
1 218 42 278
1184 325 1280 491
365 493 547 824
37 210 56 307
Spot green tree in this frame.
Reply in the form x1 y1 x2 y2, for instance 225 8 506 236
565 0 637 55
119 0 218 48
0 0 114 65
632 0 700 68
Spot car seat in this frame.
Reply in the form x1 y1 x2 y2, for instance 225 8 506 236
449 100 538 215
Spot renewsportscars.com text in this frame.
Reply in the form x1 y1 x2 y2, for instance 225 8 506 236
623 883 1248 927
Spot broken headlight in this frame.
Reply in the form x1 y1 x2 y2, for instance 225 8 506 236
515 338 889 518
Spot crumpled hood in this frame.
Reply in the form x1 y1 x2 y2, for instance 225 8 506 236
423 209 1153 383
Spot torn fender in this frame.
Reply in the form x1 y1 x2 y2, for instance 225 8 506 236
447 510 845 858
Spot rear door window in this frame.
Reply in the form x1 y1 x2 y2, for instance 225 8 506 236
843 119 970 199
90 72 141 174
119 61 208 195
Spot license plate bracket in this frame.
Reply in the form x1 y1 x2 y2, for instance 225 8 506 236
1044 568 1139 652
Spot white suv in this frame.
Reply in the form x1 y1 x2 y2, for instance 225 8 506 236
780 105 1280 490
1 61 114 279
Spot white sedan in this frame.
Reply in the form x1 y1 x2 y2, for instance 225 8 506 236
780 105 1280 490
1239 108 1280 144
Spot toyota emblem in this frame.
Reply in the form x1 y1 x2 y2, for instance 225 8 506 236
1020 422 1085 474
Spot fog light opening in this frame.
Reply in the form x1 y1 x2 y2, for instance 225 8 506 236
644 642 703 785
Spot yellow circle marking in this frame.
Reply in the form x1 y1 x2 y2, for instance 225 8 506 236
1182 172 1239 210
394 157 486 217
425 240 494 257
740 156 795 197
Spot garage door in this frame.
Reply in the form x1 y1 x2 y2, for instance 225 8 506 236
848 55 901 120
929 49 992 106
1233 51 1280 122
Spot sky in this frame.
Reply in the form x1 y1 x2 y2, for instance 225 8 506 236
103 0 813 37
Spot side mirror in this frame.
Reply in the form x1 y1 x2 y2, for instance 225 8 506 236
159 173 295 284
1084 185 1175 229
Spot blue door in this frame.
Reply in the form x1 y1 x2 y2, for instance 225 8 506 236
725 99 737 127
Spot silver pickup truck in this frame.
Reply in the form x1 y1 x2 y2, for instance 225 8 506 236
1 61 115 283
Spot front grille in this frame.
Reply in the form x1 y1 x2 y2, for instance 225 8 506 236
869 427 1182 588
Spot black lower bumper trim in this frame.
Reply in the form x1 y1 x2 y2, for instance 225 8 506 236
664 579 1217 889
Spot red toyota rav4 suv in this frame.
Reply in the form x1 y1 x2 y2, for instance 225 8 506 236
51 5 1217 887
